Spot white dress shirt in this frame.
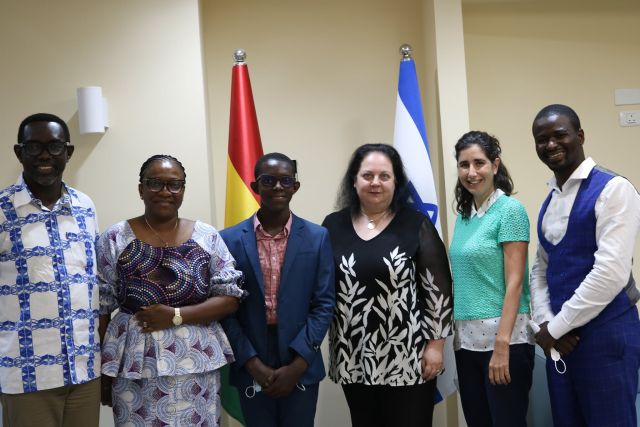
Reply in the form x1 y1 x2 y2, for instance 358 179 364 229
530 158 640 339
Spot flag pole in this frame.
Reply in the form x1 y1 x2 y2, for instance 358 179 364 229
233 48 246 64
400 43 413 61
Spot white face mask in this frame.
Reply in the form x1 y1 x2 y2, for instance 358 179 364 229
549 348 567 374
529 321 566 375
245 380 262 399
244 381 307 398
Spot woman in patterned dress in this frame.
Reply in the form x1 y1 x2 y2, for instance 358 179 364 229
449 131 534 427
322 144 453 427
97 155 244 427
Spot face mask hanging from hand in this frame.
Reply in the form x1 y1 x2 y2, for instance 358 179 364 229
529 321 566 375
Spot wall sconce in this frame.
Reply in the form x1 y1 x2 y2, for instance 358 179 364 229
77 86 109 134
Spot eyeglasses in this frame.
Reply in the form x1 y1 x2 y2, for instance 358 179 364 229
20 140 69 157
256 174 297 188
142 179 185 193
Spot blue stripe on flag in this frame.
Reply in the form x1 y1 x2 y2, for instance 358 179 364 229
398 60 429 155
435 387 443 403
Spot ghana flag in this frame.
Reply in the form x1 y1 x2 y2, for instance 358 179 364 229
225 50 264 227
221 50 264 425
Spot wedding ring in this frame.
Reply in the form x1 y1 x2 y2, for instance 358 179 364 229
143 322 148 328
436 368 445 376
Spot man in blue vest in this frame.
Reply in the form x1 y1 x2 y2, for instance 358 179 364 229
530 104 640 426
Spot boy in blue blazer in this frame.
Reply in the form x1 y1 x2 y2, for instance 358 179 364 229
220 152 335 427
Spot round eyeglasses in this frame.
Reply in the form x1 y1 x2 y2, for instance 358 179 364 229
20 140 69 157
256 174 297 188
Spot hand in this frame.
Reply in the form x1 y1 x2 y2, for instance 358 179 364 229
263 357 308 398
421 341 444 381
488 342 510 385
135 304 174 332
555 332 580 356
534 322 556 356
101 375 113 407
245 357 275 389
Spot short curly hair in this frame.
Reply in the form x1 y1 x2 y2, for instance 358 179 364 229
533 104 581 131
17 113 70 144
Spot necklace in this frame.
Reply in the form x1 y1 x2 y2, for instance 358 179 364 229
362 210 389 230
144 216 179 247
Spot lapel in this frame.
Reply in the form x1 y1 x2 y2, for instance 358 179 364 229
279 214 304 293
240 218 266 296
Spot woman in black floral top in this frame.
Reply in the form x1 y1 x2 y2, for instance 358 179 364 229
322 144 453 427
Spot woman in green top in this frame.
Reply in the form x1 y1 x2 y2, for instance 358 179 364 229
449 131 535 427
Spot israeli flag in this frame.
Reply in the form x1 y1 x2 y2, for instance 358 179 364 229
393 53 456 402
393 57 442 235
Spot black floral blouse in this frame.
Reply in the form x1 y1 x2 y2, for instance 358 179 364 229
322 207 453 386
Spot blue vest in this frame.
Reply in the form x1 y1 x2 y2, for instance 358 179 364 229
537 166 639 328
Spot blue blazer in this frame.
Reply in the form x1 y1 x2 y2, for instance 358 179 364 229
220 214 335 388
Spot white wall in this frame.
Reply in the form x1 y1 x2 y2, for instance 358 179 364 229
201 0 439 227
0 1 210 426
462 0 640 284
0 0 212 229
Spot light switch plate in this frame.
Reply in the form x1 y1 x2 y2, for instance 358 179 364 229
619 111 640 127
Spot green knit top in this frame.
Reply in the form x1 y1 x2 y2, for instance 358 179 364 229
449 193 530 320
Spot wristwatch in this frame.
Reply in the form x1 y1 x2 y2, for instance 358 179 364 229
172 307 183 326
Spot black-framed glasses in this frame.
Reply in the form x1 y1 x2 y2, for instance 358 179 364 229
256 174 297 188
142 179 185 193
19 140 69 157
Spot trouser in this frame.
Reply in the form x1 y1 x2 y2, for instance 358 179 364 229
341 380 437 427
239 325 319 427
0 378 101 427
547 310 640 427
455 344 534 427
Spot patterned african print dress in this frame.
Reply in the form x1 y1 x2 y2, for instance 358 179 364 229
97 221 244 427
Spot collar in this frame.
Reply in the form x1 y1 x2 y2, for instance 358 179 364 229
253 211 293 236
13 174 73 211
470 189 504 218
547 157 595 193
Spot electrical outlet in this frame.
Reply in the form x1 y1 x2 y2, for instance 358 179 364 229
619 110 640 127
